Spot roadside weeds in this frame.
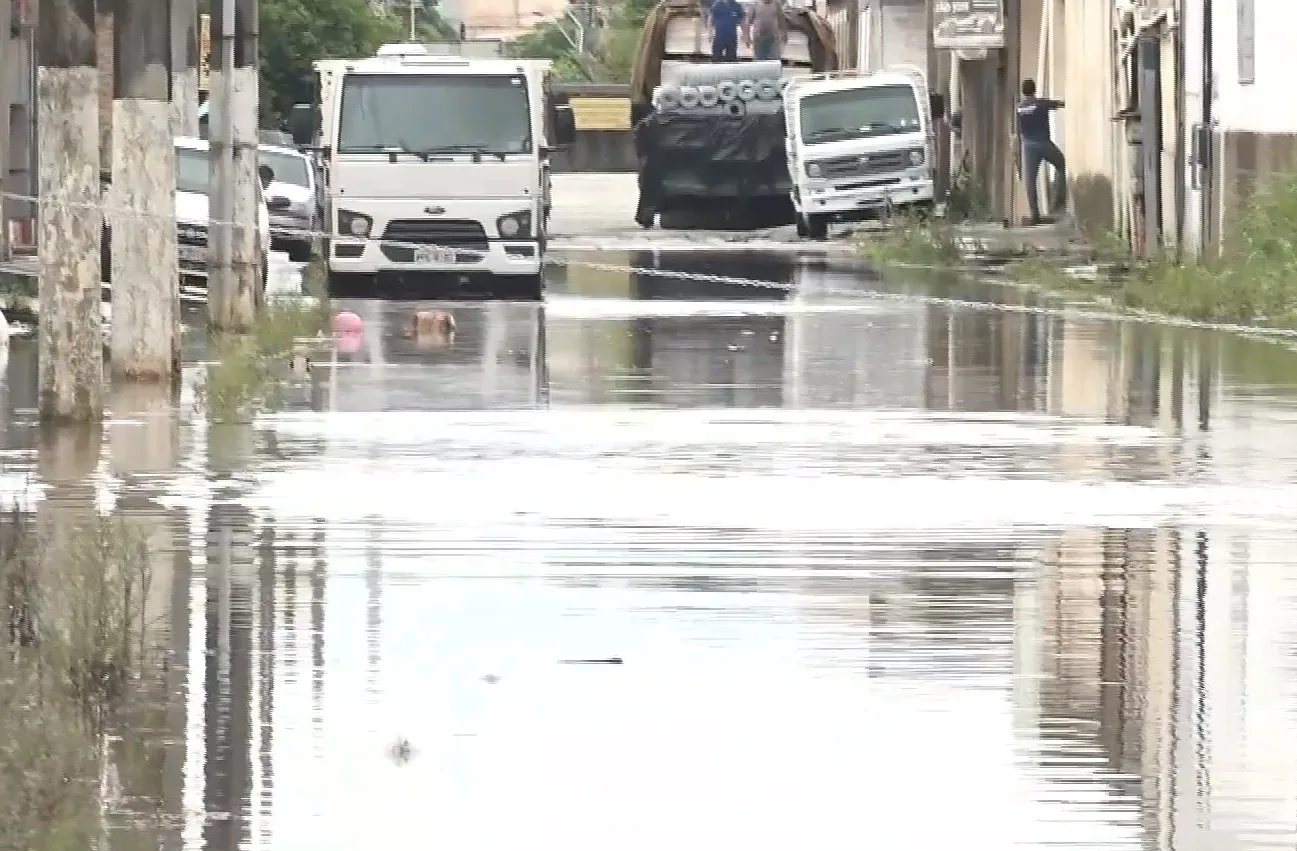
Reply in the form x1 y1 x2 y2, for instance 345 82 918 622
198 257 332 422
864 176 1297 332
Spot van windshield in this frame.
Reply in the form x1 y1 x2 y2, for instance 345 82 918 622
799 84 922 143
337 74 533 155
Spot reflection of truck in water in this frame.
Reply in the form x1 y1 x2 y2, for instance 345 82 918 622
306 303 547 411
629 0 838 230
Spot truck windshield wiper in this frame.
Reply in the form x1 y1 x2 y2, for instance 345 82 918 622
381 143 432 162
420 144 493 162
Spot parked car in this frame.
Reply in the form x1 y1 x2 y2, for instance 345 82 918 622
259 143 322 262
101 136 273 290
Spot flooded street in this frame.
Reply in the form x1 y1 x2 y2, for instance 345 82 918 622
6 237 1297 849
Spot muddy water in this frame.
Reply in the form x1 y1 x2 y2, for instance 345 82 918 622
5 253 1297 850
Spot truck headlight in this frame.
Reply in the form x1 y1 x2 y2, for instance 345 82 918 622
805 162 822 178
496 209 532 238
909 149 925 166
337 209 372 237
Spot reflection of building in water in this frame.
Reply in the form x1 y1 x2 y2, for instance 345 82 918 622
315 302 545 411
1187 334 1297 847
794 536 1031 678
1029 325 1223 847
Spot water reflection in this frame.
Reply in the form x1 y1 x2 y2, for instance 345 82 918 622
8 260 1297 849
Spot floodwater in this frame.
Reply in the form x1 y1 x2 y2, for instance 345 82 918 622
5 248 1297 850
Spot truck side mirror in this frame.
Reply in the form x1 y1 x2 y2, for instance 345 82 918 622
289 103 319 147
929 91 946 118
551 104 577 147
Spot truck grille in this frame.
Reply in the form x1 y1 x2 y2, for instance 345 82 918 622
818 150 910 179
177 222 207 246
382 219 488 251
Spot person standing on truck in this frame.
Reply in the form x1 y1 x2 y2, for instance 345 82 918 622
707 0 743 62
748 0 786 61
1016 78 1067 225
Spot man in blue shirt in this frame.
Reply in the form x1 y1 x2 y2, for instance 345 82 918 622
708 0 743 62
1016 78 1067 224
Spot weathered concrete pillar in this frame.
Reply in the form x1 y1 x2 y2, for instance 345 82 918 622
0 0 12 263
37 0 105 423
111 0 179 381
229 0 262 320
207 0 259 330
206 0 234 328
170 0 200 136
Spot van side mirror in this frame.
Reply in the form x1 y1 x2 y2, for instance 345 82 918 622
929 91 946 118
289 103 319 147
551 104 577 147
259 165 275 189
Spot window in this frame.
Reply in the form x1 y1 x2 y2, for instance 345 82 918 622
175 146 209 195
799 84 922 143
260 150 311 187
337 74 533 155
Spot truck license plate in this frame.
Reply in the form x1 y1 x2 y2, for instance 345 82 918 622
414 246 455 263
177 244 206 264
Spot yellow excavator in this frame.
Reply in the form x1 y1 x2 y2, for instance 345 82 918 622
629 0 839 229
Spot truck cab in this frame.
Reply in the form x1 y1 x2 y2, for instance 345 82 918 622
290 52 574 299
784 66 935 240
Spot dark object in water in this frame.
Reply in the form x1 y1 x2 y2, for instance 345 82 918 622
559 657 623 664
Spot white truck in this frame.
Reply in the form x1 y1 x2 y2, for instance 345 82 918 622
784 65 937 240
289 47 575 299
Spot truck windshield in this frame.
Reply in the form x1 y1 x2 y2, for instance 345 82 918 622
337 74 533 155
799 84 921 143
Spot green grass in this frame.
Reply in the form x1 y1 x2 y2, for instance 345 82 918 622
1008 176 1297 327
859 211 963 267
197 259 332 422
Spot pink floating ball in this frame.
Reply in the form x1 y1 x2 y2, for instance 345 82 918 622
336 331 364 355
333 310 363 335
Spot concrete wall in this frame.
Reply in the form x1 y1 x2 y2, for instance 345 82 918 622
457 0 568 39
1052 0 1118 239
550 83 635 173
1205 0 1297 249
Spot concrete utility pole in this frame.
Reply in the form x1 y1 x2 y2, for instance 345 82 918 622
0 0 12 263
208 0 260 331
206 0 256 330
171 0 200 135
37 0 105 422
112 0 179 381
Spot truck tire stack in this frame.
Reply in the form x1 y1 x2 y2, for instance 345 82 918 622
651 60 789 117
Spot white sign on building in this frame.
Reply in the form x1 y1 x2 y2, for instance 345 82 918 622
932 0 1005 50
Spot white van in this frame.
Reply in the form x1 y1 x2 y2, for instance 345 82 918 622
784 66 935 240
102 137 273 291
174 137 272 287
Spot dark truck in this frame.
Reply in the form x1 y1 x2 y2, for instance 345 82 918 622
629 0 839 230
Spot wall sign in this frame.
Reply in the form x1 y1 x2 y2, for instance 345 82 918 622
933 0 1005 50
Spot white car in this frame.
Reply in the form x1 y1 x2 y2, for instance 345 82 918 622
174 136 272 287
259 143 322 262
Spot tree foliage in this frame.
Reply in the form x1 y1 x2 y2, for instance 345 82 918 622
505 0 659 82
259 0 452 123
